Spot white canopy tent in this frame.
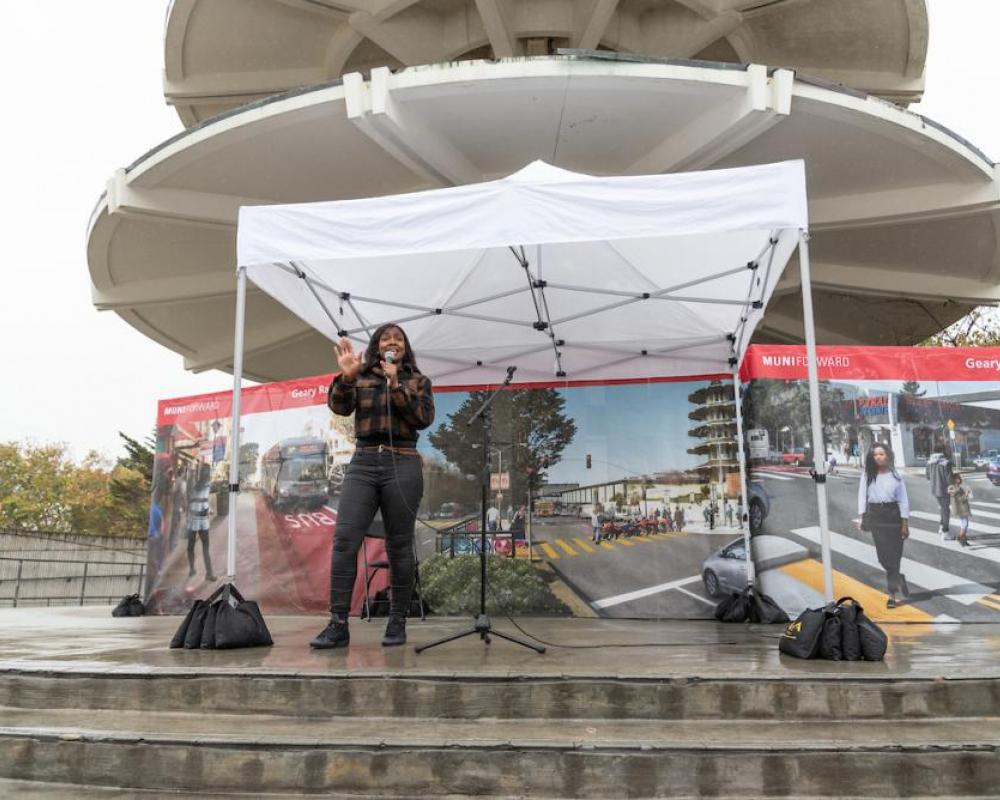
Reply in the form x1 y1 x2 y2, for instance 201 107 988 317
233 159 834 603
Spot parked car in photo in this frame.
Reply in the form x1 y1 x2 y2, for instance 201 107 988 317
987 457 1000 486
748 480 770 536
702 535 812 599
701 538 748 597
973 450 998 471
434 502 469 519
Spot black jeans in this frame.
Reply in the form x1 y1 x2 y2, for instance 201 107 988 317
871 525 905 594
329 451 423 617
936 495 951 533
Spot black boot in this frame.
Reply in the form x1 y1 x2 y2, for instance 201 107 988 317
310 615 350 649
382 614 407 647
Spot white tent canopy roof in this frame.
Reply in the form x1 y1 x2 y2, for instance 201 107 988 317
237 159 807 385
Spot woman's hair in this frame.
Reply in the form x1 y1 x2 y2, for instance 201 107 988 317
360 323 421 374
864 443 897 485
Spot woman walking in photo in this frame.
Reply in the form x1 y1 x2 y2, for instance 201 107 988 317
857 443 910 609
310 323 435 650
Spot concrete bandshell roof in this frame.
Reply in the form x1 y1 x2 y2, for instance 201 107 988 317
163 0 929 126
87 57 1000 383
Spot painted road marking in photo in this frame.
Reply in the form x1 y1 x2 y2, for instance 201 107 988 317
978 594 1000 612
791 527 992 605
854 511 1000 564
904 524 1000 567
537 532 690 562
752 471 795 482
778 558 932 622
592 574 703 610
675 586 717 607
555 538 578 556
909 510 1000 535
956 507 1000 522
972 501 1000 510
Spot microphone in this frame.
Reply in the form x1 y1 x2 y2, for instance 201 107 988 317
383 349 397 384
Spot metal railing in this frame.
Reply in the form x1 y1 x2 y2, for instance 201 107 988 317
433 516 519 559
0 556 145 608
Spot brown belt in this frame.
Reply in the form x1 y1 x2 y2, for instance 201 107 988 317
355 444 419 456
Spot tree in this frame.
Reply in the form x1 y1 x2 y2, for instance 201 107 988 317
428 388 577 504
900 380 926 398
0 436 155 538
742 379 850 461
239 442 260 482
923 306 1000 347
0 442 77 530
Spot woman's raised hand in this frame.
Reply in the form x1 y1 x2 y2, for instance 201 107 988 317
335 337 362 380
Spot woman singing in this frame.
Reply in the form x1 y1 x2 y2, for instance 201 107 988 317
857 443 910 609
310 323 435 649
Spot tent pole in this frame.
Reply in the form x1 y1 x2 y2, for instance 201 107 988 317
798 229 834 602
732 369 755 587
226 266 248 579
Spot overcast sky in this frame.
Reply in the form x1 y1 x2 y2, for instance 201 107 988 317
0 1 997 460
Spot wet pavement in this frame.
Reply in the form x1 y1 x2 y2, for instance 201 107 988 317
2 605 999 680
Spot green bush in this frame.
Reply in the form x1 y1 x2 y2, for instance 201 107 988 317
419 554 571 616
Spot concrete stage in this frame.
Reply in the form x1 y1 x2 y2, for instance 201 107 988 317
1 608 999 798
1 606 999 680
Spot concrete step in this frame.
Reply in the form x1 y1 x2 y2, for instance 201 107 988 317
1 708 998 797
2 784 996 800
3 670 998 721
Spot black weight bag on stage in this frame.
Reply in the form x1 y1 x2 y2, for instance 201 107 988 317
820 610 843 661
856 606 888 662
170 584 223 649
714 590 752 623
779 606 827 659
170 583 272 650
210 583 273 650
835 597 864 661
715 587 789 624
781 597 886 661
112 593 146 618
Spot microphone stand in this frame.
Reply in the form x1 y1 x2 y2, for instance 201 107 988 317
415 366 544 654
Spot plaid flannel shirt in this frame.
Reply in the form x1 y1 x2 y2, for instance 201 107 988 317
328 365 435 444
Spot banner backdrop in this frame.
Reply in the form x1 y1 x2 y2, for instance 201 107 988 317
147 372 753 618
147 346 1000 622
742 346 1000 623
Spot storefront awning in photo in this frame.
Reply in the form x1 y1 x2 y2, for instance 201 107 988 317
236 160 807 386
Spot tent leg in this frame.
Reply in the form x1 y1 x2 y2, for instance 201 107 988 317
798 230 834 603
226 266 248 579
732 370 755 588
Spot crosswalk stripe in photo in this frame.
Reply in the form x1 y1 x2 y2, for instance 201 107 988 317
555 538 578 556
791 526 993 605
778 558 933 622
909 510 1000 535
